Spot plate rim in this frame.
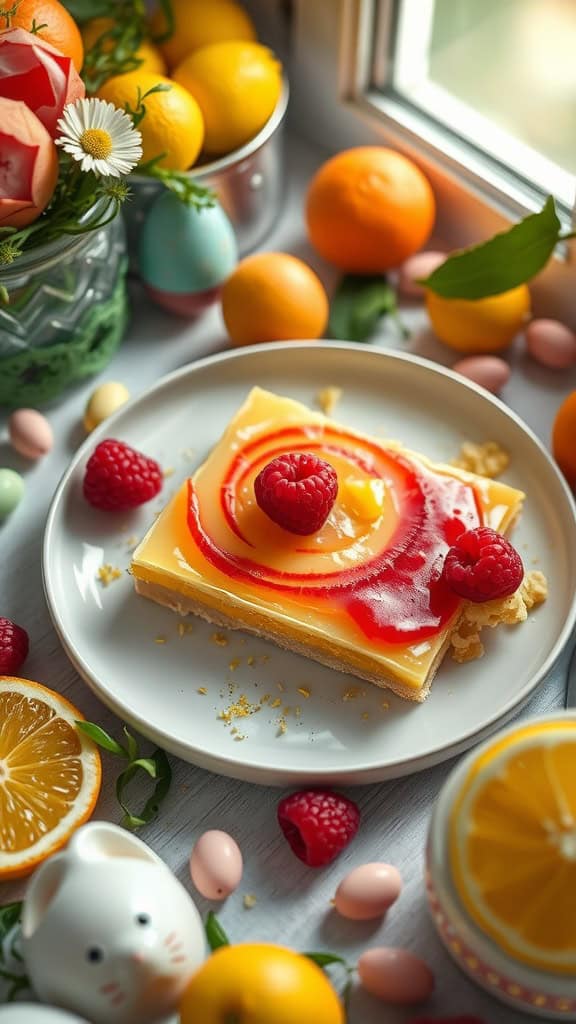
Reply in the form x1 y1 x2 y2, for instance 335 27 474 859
43 341 576 783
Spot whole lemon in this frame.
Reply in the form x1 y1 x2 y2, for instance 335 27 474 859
82 18 167 75
173 41 282 156
180 944 344 1024
151 0 256 70
426 284 530 353
221 253 329 346
97 70 204 171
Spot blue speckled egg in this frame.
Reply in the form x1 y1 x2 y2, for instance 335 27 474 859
139 191 238 316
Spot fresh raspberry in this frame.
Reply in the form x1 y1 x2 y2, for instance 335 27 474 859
442 526 523 603
83 439 163 512
254 452 338 535
0 617 29 675
277 789 360 867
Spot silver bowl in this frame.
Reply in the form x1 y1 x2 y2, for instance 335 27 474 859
125 79 289 267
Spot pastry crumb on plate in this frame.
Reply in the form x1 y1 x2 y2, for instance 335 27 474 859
451 440 509 478
450 570 548 663
316 385 342 415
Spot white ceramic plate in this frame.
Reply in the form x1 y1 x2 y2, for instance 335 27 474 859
43 343 576 784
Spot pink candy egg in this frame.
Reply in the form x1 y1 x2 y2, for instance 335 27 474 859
334 862 402 920
8 408 53 460
189 829 243 900
452 355 510 394
398 251 446 298
526 318 576 369
358 947 434 1004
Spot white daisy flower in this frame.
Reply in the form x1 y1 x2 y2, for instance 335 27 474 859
55 98 143 178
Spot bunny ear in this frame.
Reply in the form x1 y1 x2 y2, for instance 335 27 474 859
66 821 164 866
21 853 68 939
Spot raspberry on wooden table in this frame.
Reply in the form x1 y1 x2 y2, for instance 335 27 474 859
277 789 360 867
0 617 29 675
83 439 163 512
254 451 338 535
442 526 524 603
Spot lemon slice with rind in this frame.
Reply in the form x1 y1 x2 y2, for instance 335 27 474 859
450 720 576 974
0 676 102 880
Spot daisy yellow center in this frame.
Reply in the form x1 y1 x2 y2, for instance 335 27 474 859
79 128 113 159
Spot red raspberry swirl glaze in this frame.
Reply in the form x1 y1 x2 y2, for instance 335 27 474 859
187 425 481 645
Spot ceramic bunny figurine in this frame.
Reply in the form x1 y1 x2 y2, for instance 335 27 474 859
0 1008 89 1022
21 822 206 1024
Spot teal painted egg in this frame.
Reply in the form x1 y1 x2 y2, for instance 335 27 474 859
139 191 238 316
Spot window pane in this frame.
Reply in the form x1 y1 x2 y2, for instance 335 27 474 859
389 0 576 207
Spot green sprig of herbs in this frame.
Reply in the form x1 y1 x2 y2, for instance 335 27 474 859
76 721 172 831
329 274 409 343
0 903 31 1003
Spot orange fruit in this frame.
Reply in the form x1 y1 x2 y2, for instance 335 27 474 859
82 17 166 75
174 41 282 156
450 718 576 974
426 285 530 353
180 943 344 1024
552 390 576 487
221 253 329 346
97 70 204 171
306 147 435 273
151 0 256 70
0 0 84 71
0 677 101 880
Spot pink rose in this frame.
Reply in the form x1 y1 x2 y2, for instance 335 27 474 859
0 97 59 228
0 27 85 137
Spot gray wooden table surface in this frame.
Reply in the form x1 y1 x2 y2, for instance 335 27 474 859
1 136 575 1024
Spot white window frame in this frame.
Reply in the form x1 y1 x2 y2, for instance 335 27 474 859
288 0 575 320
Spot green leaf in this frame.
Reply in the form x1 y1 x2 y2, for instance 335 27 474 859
303 951 350 969
117 749 172 831
76 721 128 758
0 903 22 956
205 912 230 951
123 726 139 763
422 195 562 299
329 275 400 343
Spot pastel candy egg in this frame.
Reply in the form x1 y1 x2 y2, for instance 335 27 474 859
398 251 446 298
84 381 130 433
139 190 238 316
526 318 576 369
334 862 402 920
8 408 53 460
452 355 510 394
190 829 243 900
358 947 434 1004
0 468 24 519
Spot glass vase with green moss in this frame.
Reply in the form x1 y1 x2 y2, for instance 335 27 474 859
0 212 128 409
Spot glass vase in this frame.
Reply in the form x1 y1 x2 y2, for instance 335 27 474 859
0 215 128 408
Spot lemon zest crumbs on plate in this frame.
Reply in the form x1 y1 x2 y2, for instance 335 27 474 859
316 385 343 415
450 570 548 663
219 693 261 726
197 687 208 695
451 440 510 479
276 680 285 691
124 534 139 549
229 658 241 671
177 621 194 637
342 686 363 701
269 697 282 709
97 563 122 586
154 634 167 644
361 711 370 721
295 705 302 717
277 716 287 736
211 631 229 647
381 700 390 710
247 655 256 666
163 466 175 478
260 694 271 704
297 686 311 699
243 893 258 909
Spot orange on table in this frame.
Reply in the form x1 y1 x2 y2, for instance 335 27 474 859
221 252 329 346
552 390 576 488
97 70 204 171
426 285 530 353
0 677 101 880
150 0 256 70
173 40 282 156
180 943 344 1024
82 17 166 75
306 146 435 273
450 719 576 974
0 0 84 71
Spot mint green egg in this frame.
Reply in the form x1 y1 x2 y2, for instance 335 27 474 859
0 468 24 519
139 191 238 295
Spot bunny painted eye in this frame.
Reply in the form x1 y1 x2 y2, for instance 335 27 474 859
136 913 151 926
86 946 104 964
